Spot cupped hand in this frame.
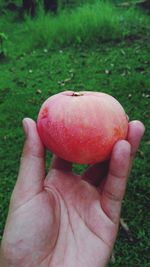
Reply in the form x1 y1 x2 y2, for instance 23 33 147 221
0 119 144 267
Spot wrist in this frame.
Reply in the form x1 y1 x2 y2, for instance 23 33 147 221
0 245 15 267
0 251 7 267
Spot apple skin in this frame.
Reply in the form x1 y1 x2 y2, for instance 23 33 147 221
37 91 128 164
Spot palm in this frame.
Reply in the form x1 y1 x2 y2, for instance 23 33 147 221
0 119 144 267
4 167 117 267
44 169 116 267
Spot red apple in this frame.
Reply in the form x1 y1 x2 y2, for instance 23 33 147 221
37 91 128 164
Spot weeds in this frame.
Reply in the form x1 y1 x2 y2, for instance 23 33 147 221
24 0 150 50
0 32 8 59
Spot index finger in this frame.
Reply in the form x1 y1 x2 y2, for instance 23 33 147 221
100 120 145 224
127 120 145 169
100 140 131 224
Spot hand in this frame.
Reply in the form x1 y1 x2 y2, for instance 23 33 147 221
0 118 144 267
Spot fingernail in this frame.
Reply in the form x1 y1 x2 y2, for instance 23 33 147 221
22 119 28 137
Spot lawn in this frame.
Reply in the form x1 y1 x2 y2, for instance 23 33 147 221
0 1 150 266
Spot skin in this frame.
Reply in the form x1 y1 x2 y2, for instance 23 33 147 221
37 91 128 164
0 118 145 267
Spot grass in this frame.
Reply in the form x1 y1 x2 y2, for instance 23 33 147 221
0 0 150 266
1 0 150 54
21 1 150 50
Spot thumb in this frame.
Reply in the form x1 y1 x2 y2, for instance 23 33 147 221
11 118 45 208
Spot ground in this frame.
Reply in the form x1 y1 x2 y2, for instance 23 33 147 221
0 1 150 266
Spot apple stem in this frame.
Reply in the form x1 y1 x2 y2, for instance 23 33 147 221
72 92 84 96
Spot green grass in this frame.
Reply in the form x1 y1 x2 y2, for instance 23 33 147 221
0 1 150 266
1 0 150 54
22 0 150 50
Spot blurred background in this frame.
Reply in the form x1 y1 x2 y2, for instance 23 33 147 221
0 0 150 266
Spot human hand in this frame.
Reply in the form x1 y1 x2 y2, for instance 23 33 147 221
0 118 144 267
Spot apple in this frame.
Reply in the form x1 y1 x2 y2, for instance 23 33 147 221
37 91 128 164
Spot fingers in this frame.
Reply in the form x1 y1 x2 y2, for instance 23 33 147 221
50 155 72 173
82 161 109 187
100 120 145 224
82 120 145 188
101 140 131 224
12 118 45 207
127 120 145 171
